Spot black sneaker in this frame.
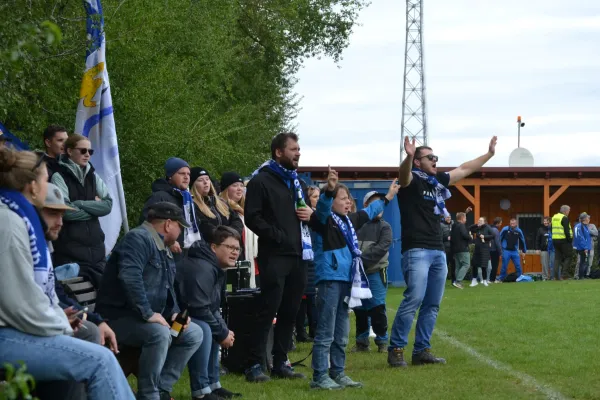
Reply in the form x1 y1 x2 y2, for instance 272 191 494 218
412 348 447 366
193 393 222 400
387 347 408 368
213 388 242 398
271 364 306 379
244 364 271 383
296 333 314 343
159 391 175 400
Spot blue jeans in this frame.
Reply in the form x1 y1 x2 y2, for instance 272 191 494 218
389 249 447 354
108 316 203 400
312 281 351 381
188 319 221 397
0 327 134 400
498 249 522 281
549 249 558 278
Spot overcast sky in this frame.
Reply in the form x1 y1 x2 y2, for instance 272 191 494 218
294 0 600 168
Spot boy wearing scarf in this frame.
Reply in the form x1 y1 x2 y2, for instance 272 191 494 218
310 167 399 390
388 135 497 368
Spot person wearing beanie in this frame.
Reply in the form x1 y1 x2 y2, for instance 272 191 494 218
189 167 243 242
140 157 202 257
219 171 259 288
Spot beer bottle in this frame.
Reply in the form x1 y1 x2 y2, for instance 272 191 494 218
170 309 189 338
296 187 307 208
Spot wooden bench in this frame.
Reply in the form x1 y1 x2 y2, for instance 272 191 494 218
59 277 140 378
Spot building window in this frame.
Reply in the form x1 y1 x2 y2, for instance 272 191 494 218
516 213 543 253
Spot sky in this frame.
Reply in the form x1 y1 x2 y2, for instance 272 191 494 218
294 0 600 168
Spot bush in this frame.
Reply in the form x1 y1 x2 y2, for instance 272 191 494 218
0 363 38 400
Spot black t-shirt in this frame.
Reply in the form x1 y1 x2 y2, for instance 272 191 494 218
398 171 451 252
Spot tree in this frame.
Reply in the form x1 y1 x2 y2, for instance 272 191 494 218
1 0 369 224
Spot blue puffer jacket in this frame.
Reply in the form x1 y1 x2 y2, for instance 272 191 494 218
311 191 387 284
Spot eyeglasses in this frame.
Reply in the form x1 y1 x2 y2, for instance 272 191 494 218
418 154 439 162
32 151 45 171
75 148 94 156
220 244 241 254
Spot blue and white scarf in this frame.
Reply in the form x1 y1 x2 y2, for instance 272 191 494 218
412 168 452 217
252 160 314 260
331 213 372 308
0 189 55 304
173 188 202 248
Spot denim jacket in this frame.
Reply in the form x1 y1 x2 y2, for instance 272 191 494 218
96 222 180 321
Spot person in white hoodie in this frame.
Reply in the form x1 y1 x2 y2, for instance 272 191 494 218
0 148 133 400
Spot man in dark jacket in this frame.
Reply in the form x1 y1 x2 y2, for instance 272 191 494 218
441 215 454 281
243 132 313 382
535 217 551 280
42 124 68 178
141 157 199 258
451 212 471 289
96 202 203 400
353 191 393 353
178 227 241 400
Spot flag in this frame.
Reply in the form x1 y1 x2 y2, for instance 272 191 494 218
0 122 30 151
75 0 128 254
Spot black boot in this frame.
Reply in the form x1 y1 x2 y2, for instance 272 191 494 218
387 347 408 368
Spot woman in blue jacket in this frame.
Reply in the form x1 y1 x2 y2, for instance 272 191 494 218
309 167 399 390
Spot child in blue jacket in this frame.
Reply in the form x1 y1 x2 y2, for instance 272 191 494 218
573 212 592 279
309 167 399 390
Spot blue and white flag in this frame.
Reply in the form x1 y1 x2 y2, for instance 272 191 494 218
75 0 128 254
0 122 29 151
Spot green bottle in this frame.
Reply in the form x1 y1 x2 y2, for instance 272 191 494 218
296 187 307 208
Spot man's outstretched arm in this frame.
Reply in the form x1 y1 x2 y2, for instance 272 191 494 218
448 136 497 186
398 136 416 187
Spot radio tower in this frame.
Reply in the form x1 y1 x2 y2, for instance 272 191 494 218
400 0 427 162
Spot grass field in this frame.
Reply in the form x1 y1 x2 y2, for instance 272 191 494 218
139 280 600 399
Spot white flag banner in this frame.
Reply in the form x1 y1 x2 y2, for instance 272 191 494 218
75 0 129 254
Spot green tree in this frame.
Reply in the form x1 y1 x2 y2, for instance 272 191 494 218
0 0 369 225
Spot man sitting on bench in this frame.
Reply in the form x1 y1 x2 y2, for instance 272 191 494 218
96 202 203 400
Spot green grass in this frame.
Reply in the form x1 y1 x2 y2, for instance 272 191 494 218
141 281 600 399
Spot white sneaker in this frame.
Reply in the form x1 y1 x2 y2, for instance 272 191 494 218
482 280 489 287
469 278 478 287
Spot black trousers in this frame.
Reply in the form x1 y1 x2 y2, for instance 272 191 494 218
554 240 572 279
445 246 455 281
295 295 317 338
354 304 388 342
247 254 307 369
489 250 500 282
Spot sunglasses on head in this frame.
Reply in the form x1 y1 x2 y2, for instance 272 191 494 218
75 148 94 156
418 154 439 162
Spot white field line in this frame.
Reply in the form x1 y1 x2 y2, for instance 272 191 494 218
385 308 568 400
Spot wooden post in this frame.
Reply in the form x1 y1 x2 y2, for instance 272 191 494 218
548 185 570 208
474 185 480 221
543 184 550 217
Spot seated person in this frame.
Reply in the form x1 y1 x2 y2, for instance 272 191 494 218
96 201 203 400
43 182 118 350
0 148 133 400
178 227 242 399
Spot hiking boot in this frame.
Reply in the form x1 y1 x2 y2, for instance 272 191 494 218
244 364 271 383
212 387 242 398
412 348 447 366
271 364 305 380
375 341 387 353
193 393 223 400
452 281 464 289
310 375 343 390
387 347 408 368
351 341 370 352
331 372 363 388
296 332 313 343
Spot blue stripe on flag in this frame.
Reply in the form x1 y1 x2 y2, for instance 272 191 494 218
82 106 114 138
83 0 104 56
0 122 29 151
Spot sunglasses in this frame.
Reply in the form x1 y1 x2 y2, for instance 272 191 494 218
418 154 439 162
75 148 94 156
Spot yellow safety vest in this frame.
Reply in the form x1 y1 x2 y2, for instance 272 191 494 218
551 213 572 240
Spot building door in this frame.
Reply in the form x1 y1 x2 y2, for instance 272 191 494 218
517 213 543 252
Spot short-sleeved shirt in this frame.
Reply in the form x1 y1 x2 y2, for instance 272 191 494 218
398 171 451 253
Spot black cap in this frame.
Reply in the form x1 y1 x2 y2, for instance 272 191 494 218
220 171 243 192
190 166 210 185
146 202 191 228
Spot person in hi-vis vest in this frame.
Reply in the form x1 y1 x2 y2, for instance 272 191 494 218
551 205 572 280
